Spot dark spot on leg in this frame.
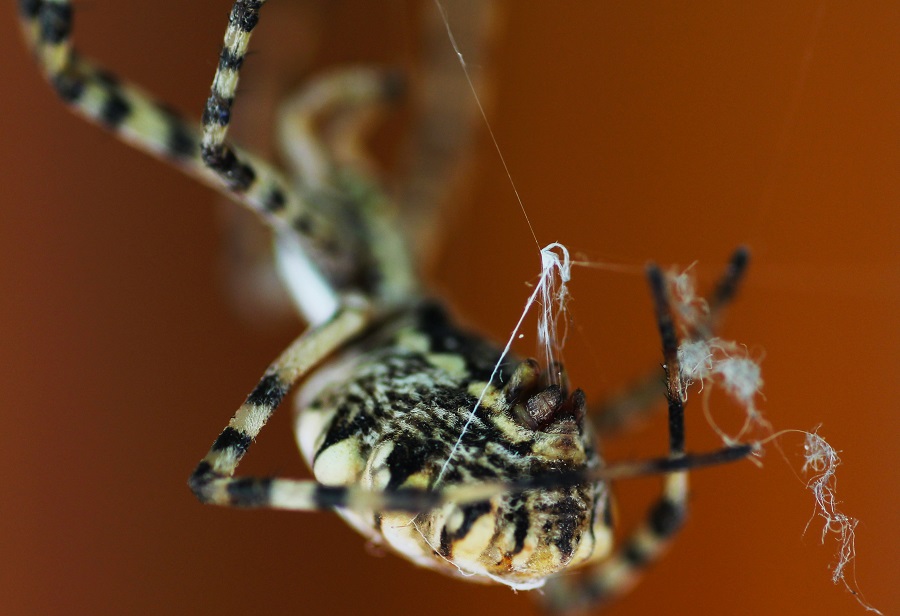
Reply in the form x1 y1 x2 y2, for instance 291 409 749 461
263 187 286 213
622 541 649 566
218 47 244 71
226 477 272 507
38 2 71 44
188 461 220 503
245 373 288 409
648 498 685 537
231 0 263 32
210 426 252 458
51 71 83 103
19 0 41 20
202 93 233 127
312 485 347 509
201 145 256 191
99 89 131 129
165 118 196 160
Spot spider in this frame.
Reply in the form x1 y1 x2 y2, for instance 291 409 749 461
19 1 759 612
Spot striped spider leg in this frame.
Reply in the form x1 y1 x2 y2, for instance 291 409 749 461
542 253 753 612
20 1 757 612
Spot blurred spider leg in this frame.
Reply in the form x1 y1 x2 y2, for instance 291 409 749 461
592 247 751 437
399 1 500 265
543 264 743 612
276 68 405 188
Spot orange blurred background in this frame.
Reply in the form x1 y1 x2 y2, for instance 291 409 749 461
1 2 896 615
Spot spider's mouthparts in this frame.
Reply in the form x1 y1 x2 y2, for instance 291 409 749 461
506 358 586 433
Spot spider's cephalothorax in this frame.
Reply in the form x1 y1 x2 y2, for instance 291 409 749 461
20 0 755 611
296 302 612 588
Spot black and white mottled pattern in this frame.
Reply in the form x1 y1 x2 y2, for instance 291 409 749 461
18 0 759 608
296 303 613 588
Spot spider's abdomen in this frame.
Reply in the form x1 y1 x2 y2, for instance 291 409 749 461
294 303 614 588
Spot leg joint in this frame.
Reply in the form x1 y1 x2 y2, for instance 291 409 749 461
188 461 222 504
200 145 256 191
